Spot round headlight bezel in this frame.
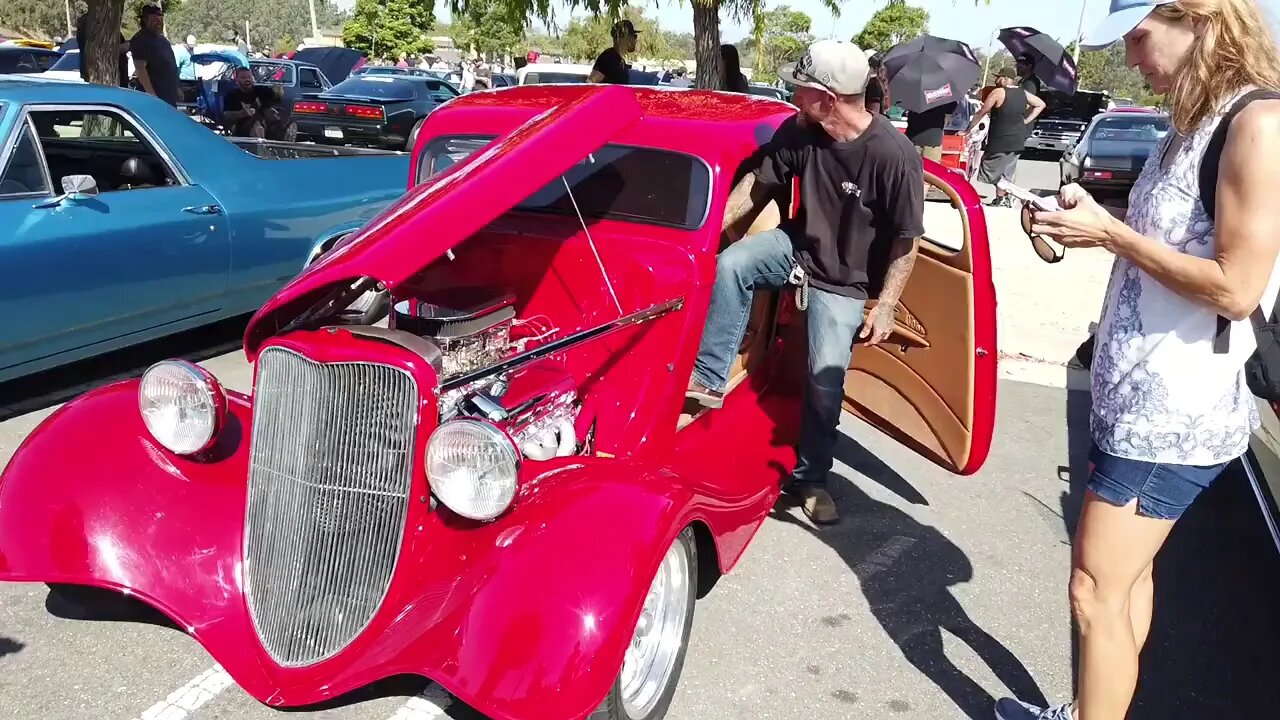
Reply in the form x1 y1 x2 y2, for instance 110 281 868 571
425 418 521 522
138 360 226 456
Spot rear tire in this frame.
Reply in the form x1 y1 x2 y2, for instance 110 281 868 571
406 117 426 152
589 527 697 720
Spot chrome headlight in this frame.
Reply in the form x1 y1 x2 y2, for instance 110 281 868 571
138 360 226 455
426 419 519 521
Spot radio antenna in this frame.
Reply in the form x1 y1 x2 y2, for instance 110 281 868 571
561 160 623 315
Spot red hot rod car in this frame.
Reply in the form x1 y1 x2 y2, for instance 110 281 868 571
0 85 997 720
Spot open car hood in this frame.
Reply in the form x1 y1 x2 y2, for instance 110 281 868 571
244 84 645 355
293 47 366 84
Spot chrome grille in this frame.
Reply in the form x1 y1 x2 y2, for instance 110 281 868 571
244 346 419 667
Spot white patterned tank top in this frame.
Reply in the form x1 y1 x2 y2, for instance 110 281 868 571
1091 87 1280 465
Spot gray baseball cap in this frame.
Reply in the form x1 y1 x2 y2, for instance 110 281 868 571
1082 0 1177 50
778 39 872 96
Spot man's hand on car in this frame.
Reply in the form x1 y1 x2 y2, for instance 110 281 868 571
859 303 897 346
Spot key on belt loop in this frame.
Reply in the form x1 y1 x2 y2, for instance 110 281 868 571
788 263 809 311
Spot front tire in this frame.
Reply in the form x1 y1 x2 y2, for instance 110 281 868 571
590 527 697 720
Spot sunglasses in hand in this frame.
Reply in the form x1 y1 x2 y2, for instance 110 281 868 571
1020 201 1065 264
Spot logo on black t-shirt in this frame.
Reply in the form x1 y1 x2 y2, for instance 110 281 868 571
841 181 860 197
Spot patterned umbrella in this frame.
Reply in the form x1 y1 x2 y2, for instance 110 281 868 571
880 35 981 114
998 26 1079 94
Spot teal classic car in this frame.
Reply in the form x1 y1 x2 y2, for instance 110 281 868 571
0 78 408 383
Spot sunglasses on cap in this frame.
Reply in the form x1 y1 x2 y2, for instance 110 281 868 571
1020 201 1065 264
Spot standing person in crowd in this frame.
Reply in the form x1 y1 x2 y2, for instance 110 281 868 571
996 1 1280 719
130 4 181 106
685 39 923 525
963 66 1044 206
176 34 197 81
864 52 886 113
669 66 692 87
1016 54 1043 98
589 19 639 85
74 11 130 87
721 44 750 93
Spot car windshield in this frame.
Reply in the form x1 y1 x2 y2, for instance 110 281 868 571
48 50 79 71
1090 116 1169 144
252 62 295 85
329 76 416 101
419 136 711 230
523 72 589 84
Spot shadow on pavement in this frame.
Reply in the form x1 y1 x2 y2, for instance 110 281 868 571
0 634 23 658
0 314 250 422
771 468 1048 719
44 584 182 632
1059 381 1280 716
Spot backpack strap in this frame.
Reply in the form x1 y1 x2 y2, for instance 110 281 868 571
1204 90 1280 354
1200 89 1280 222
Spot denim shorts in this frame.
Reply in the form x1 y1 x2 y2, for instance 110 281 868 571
1087 445 1231 520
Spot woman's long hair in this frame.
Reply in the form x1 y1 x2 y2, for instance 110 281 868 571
1158 0 1280 133
720 44 749 93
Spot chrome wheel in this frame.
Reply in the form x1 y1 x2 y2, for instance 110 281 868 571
618 534 692 719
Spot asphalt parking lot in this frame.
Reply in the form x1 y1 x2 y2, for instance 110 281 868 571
2 160 1276 720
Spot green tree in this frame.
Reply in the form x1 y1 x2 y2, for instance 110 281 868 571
558 6 670 64
853 0 929 53
448 0 526 58
343 0 435 61
748 5 811 84
452 0 837 89
163 0 345 49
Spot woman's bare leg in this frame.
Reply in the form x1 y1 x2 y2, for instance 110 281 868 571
1071 491 1175 720
1130 561 1156 653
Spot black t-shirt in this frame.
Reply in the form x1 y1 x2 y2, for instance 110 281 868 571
865 78 885 111
225 86 279 116
754 115 925 299
592 47 629 85
129 30 180 106
1020 76 1042 98
905 101 958 147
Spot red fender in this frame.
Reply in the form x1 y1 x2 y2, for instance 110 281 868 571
0 379 723 720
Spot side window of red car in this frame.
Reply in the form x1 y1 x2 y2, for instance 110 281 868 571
419 135 712 230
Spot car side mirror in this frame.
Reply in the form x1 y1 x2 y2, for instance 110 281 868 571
33 174 99 209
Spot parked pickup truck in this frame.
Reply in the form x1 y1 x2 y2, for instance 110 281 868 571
0 77 409 383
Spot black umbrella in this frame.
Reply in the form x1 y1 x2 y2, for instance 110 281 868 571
880 35 980 114
998 26 1079 94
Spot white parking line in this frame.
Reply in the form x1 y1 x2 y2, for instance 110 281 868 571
386 684 453 720
132 665 232 720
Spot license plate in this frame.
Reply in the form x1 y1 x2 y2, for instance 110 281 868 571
324 127 344 139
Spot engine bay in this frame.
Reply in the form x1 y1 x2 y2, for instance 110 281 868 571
387 288 587 461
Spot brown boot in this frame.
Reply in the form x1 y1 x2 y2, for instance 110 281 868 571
790 485 839 525
685 379 725 409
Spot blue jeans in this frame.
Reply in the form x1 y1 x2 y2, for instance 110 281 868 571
1087 444 1231 520
692 229 867 488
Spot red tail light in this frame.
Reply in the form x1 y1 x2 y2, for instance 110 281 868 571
345 105 385 121
1084 170 1114 180
294 101 329 114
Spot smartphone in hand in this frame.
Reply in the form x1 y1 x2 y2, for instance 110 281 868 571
996 179 1061 211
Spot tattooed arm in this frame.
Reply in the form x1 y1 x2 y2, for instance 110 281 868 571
721 173 777 233
861 159 925 346
860 236 918 346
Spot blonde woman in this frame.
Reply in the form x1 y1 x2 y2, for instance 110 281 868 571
999 1 1280 719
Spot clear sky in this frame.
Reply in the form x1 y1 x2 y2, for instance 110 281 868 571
335 0 1280 53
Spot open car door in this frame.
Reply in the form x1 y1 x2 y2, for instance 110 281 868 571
843 164 998 475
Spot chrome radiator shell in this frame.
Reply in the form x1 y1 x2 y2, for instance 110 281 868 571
243 345 419 667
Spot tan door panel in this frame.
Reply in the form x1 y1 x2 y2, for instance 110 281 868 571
844 176 983 473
